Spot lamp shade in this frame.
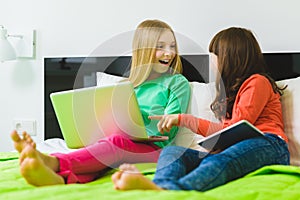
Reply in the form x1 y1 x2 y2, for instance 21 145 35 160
0 27 17 62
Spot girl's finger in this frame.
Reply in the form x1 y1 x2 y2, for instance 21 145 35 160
148 115 163 120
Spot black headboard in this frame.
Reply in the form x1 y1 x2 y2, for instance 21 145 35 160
44 54 209 139
264 52 300 81
44 53 300 139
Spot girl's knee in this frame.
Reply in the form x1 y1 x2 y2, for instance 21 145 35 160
161 146 187 156
106 134 132 148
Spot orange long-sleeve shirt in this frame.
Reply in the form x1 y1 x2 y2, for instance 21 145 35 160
179 74 288 143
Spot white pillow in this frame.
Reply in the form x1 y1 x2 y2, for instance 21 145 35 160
276 76 300 166
188 81 217 120
174 81 217 149
96 72 126 86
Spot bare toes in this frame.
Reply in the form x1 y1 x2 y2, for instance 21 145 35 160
11 130 21 143
119 163 140 173
111 171 123 189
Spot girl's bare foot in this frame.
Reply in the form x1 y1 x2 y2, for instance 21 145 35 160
112 163 162 191
10 130 63 186
20 145 64 186
11 130 59 171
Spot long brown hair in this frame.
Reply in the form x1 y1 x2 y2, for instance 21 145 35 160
209 27 286 121
128 19 182 87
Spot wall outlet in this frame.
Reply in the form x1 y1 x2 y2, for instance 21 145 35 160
13 119 37 136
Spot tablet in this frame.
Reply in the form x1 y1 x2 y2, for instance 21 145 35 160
198 120 264 152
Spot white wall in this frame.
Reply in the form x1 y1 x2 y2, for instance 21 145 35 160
0 0 300 151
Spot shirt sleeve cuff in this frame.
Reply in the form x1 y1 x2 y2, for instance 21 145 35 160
177 114 181 126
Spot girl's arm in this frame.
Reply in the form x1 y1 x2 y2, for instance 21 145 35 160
180 75 274 136
149 114 222 136
178 114 222 137
150 75 274 137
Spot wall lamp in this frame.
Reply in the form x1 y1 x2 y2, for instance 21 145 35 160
0 25 36 62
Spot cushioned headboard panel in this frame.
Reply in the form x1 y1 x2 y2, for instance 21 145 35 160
264 53 300 80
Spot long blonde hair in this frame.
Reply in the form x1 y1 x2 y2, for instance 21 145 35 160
128 19 182 87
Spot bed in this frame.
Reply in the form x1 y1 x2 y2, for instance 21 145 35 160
1 152 300 200
1 53 300 199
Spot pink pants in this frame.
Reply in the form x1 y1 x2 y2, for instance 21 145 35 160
51 134 161 184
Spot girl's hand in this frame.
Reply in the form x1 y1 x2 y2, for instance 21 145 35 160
149 114 179 134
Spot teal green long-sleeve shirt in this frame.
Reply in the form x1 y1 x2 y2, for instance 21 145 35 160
134 74 190 148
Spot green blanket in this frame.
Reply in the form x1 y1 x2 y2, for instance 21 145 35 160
1 152 300 200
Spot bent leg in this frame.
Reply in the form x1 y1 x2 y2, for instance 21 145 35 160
177 134 290 191
53 134 161 183
152 146 206 190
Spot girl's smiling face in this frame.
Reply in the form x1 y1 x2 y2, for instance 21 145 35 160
152 30 176 75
